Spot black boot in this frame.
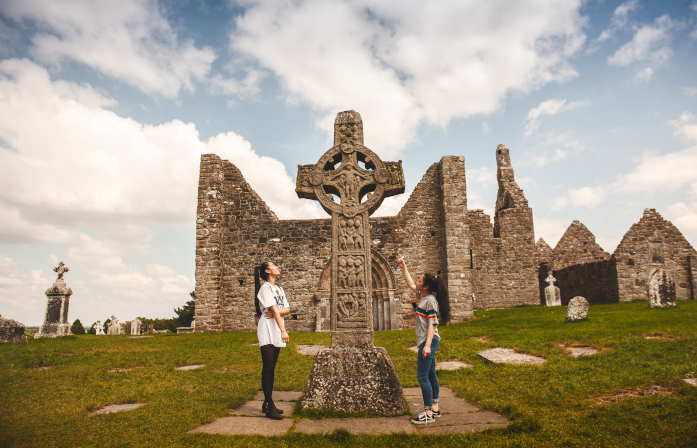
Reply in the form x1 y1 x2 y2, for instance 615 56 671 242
262 401 283 415
265 402 283 420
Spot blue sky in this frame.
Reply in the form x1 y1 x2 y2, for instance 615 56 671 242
1 0 696 326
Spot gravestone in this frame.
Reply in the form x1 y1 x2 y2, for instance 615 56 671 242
0 313 27 343
93 320 105 335
544 273 561 306
35 262 73 339
107 316 121 335
566 296 589 322
131 318 141 335
296 111 406 416
647 268 676 308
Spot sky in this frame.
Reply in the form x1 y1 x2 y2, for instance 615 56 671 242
1 0 696 326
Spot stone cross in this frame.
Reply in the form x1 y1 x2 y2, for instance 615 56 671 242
545 273 556 287
53 261 69 280
296 110 404 348
544 273 561 307
35 261 73 339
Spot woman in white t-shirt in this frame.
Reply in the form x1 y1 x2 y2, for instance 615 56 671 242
254 261 290 420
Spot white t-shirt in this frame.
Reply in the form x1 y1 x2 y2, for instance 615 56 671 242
257 282 289 348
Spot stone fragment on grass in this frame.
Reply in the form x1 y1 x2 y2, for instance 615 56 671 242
569 346 598 357
0 314 27 344
175 364 204 371
436 361 473 370
566 296 589 322
91 403 145 415
296 345 327 355
684 379 697 387
477 348 546 364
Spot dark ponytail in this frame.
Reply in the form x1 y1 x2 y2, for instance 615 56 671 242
254 262 271 317
423 273 450 325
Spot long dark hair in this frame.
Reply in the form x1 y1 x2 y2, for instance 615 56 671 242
422 273 450 324
254 262 271 316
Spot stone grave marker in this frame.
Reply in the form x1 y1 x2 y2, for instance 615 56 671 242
131 318 141 335
296 111 406 416
566 296 589 322
647 268 676 308
544 273 561 306
107 316 121 335
0 313 27 344
93 320 105 335
35 262 73 339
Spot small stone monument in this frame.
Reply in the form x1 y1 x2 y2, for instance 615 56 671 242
647 268 676 308
93 320 105 335
107 316 121 335
566 296 589 322
131 318 142 335
296 111 406 416
544 273 561 307
35 262 73 339
0 314 27 343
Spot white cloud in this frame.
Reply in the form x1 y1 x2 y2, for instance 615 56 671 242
0 255 52 319
534 218 567 247
524 99 588 137
633 66 654 82
481 122 492 134
683 87 697 95
0 0 217 98
611 0 639 29
552 186 605 210
666 200 697 242
231 0 587 157
608 15 676 80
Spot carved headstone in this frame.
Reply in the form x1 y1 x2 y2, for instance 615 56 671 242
647 268 676 308
566 296 589 322
544 273 561 306
35 262 73 339
94 320 105 335
0 314 27 343
131 318 142 335
107 316 121 335
296 111 406 416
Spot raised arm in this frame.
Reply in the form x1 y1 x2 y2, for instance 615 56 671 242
397 256 417 292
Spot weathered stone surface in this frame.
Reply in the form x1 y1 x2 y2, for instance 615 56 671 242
93 320 105 335
107 316 121 335
0 314 27 343
544 273 561 307
647 268 676 308
566 296 589 322
684 379 697 387
436 361 473 370
296 345 328 355
568 346 598 357
301 347 406 416
189 416 295 436
253 391 302 401
551 221 611 270
90 403 145 415
295 417 417 435
175 364 205 371
131 318 141 335
229 400 295 417
478 348 546 364
35 262 72 339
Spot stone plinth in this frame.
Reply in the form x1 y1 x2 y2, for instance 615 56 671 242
35 269 73 339
301 347 405 416
0 314 27 343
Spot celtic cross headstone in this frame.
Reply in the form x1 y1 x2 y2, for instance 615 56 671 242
544 273 561 307
296 110 406 415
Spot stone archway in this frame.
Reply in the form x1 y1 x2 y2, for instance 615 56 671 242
314 250 396 332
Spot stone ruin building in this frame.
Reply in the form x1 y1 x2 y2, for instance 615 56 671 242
193 133 696 334
194 139 540 333
537 209 697 305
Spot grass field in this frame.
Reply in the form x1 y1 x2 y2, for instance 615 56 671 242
1 301 696 447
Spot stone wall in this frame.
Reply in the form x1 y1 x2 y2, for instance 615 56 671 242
552 220 610 270
613 209 696 302
553 259 620 305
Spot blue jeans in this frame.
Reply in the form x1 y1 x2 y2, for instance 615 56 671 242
417 337 440 410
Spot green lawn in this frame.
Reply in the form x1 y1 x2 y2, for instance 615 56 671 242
2 301 696 447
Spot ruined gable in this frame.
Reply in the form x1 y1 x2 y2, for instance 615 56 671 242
534 238 553 267
552 220 610 270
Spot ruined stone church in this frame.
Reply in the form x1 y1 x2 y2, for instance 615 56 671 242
193 114 696 333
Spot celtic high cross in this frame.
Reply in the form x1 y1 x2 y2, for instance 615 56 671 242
297 110 404 347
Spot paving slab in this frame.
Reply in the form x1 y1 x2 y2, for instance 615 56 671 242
569 347 598 357
684 379 697 387
437 361 473 370
91 403 145 415
189 416 294 436
420 422 508 435
175 364 205 371
254 391 302 401
408 397 480 416
403 386 457 397
296 345 328 355
478 348 546 365
295 417 417 435
230 400 295 417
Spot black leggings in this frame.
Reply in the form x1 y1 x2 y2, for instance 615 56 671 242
260 344 281 404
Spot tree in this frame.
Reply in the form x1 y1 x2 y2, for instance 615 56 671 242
174 292 195 327
71 319 85 335
103 318 111 334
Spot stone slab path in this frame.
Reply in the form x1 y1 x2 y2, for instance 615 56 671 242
569 347 598 357
190 387 508 436
478 348 546 365
437 361 473 370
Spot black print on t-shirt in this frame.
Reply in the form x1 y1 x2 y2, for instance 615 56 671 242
271 287 285 310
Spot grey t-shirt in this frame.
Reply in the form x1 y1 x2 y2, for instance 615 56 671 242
415 292 440 347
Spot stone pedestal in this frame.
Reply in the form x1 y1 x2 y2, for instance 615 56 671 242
35 277 72 339
301 347 406 415
0 314 27 343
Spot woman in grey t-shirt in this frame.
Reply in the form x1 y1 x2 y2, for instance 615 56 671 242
397 256 450 424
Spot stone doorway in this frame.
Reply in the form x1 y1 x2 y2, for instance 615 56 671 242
315 250 396 332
